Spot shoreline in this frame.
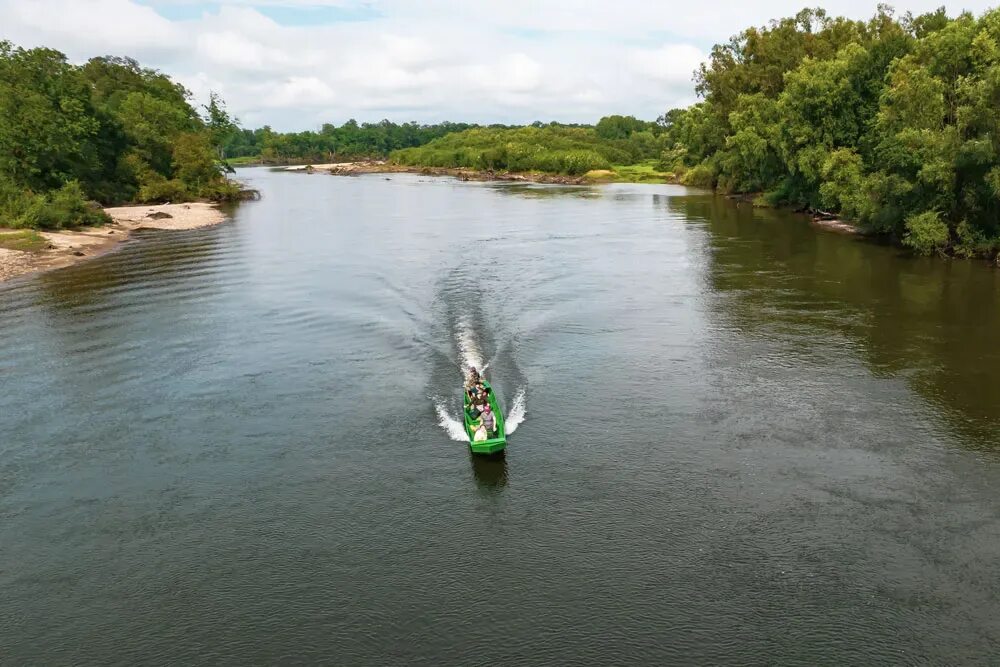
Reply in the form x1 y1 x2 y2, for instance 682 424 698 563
290 161 864 236
0 202 227 284
282 160 609 185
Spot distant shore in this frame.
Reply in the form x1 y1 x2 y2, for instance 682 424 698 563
282 160 617 185
0 203 227 284
286 161 861 234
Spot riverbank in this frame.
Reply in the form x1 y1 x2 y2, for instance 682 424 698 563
287 161 870 239
282 160 643 185
724 193 862 236
292 161 865 237
0 203 227 283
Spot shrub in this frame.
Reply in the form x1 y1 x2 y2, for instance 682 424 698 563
903 211 950 255
560 150 610 175
0 180 109 229
657 146 688 173
953 219 1000 257
820 148 867 219
138 177 189 203
681 163 718 188
204 179 258 202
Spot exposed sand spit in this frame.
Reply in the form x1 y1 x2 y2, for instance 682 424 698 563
0 203 228 283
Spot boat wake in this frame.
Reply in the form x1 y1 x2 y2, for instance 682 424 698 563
436 318 526 442
433 399 469 442
505 387 527 435
456 321 487 374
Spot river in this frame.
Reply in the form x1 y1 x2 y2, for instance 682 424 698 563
2 168 999 664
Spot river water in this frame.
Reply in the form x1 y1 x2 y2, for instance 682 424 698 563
2 168 999 664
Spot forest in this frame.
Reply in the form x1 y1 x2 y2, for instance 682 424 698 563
657 6 1000 255
0 41 248 229
221 120 478 164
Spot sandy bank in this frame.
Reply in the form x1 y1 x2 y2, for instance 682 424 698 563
282 163 354 171
284 160 592 185
810 217 859 234
103 202 226 231
282 161 387 174
0 203 227 284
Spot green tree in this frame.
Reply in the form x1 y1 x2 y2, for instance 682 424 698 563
0 41 245 225
203 92 238 158
667 5 1000 255
0 42 100 191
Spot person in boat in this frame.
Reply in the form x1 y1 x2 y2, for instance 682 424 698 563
468 381 486 404
467 397 482 420
473 422 488 442
466 366 481 388
476 382 491 402
481 403 496 435
475 390 489 414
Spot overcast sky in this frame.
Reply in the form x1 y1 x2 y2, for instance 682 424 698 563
1 0 995 130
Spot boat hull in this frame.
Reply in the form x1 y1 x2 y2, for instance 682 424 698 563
464 380 507 455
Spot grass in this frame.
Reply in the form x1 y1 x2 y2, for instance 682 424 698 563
611 162 676 183
584 161 676 184
0 230 47 252
226 155 262 166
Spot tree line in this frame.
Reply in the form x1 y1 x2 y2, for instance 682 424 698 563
0 42 245 229
390 116 668 175
658 6 1000 256
220 120 478 163
218 119 626 165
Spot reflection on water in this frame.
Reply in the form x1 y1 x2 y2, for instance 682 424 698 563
667 194 1000 449
487 182 601 199
470 453 508 491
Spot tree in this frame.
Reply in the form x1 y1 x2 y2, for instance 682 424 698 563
203 92 238 158
0 42 100 191
0 41 244 225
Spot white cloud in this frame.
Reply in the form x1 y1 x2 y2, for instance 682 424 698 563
266 76 337 107
1 0 997 130
628 45 706 86
1 0 182 57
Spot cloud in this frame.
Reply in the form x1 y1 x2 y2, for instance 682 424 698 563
1 0 182 57
628 45 706 86
1 0 997 130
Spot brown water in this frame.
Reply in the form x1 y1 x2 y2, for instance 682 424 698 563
1 169 999 664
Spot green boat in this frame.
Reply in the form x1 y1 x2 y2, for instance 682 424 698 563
464 380 507 455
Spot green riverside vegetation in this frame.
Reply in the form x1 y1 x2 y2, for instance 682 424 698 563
220 120 478 163
0 42 244 230
657 6 1000 256
390 117 667 175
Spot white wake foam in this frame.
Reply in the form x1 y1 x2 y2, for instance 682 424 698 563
505 387 527 435
434 399 468 442
456 322 485 375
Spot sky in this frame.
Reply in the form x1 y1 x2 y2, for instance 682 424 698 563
0 0 996 131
